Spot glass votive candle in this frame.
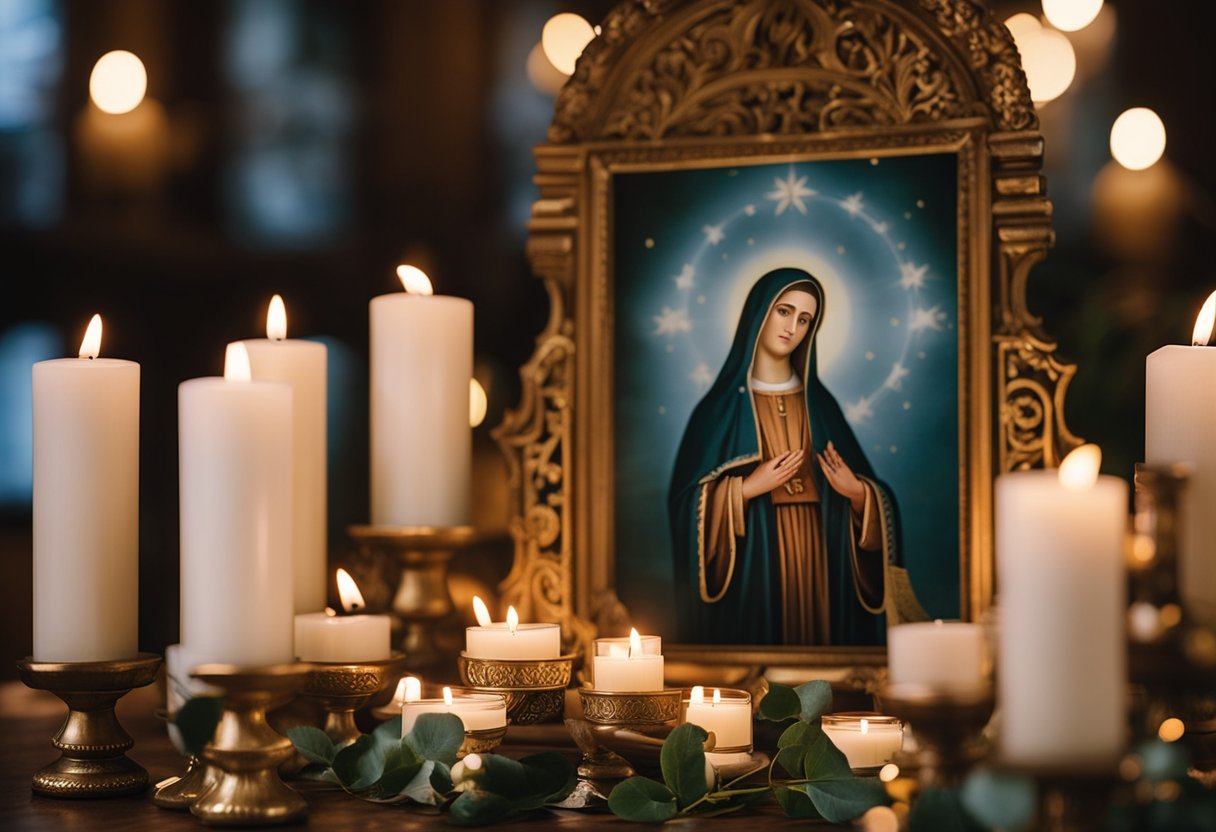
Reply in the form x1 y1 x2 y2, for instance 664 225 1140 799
681 686 753 752
821 713 903 771
400 687 507 735
591 630 664 691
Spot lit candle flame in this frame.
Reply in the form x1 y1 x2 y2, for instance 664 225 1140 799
224 342 252 381
79 314 102 359
712 689 721 705
396 265 434 296
507 606 519 635
324 607 337 618
267 294 287 341
690 685 704 705
861 718 870 735
396 676 422 703
472 595 492 627
629 627 641 657
442 686 453 706
1192 290 1216 347
1058 444 1101 492
335 568 366 613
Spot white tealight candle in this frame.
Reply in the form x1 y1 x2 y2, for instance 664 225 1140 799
682 687 752 751
401 686 507 734
464 597 561 659
592 628 664 692
996 444 1127 768
32 315 139 662
888 620 987 693
822 714 903 769
293 569 392 662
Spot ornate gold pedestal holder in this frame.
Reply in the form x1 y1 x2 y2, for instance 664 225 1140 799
15 653 161 798
878 684 994 788
153 756 218 810
299 653 409 746
188 663 312 826
457 652 575 724
572 688 683 780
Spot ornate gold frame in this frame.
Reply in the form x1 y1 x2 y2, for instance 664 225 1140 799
494 0 1080 682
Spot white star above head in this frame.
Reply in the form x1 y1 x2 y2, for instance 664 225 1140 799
674 263 695 290
703 223 725 245
899 262 929 290
845 396 874 424
883 362 910 390
909 305 948 332
653 306 693 336
766 170 815 216
689 363 713 386
842 192 865 217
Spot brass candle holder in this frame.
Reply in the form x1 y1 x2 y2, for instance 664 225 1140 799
15 652 161 798
457 652 575 724
461 725 509 756
878 683 995 788
153 756 218 810
572 687 683 779
188 662 312 826
299 652 409 746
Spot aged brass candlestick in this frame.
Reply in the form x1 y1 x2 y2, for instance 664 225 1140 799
15 653 161 798
299 653 409 746
458 652 575 724
189 663 312 826
153 756 218 810
878 683 994 788
572 687 683 779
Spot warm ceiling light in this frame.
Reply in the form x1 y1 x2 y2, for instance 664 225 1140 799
1110 108 1167 171
79 314 103 359
1042 0 1103 32
541 13 596 76
470 378 488 428
89 50 147 114
1059 444 1101 492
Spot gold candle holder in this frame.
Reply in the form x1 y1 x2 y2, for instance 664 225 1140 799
188 662 312 826
299 652 409 746
878 683 994 788
457 652 575 724
461 725 509 756
15 653 161 798
572 687 683 780
153 756 218 810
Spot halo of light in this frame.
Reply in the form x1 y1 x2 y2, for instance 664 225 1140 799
1004 13 1042 41
1015 26 1077 103
470 378 488 428
89 50 147 115
541 13 595 76
1110 108 1167 171
1042 0 1103 32
526 41 568 96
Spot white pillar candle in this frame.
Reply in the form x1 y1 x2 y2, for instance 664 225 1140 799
682 687 752 750
240 295 328 614
1146 291 1216 621
996 445 1127 769
888 620 987 693
464 598 561 659
369 266 472 527
294 569 392 662
591 628 664 692
822 714 903 769
32 315 139 662
401 687 507 734
179 343 294 667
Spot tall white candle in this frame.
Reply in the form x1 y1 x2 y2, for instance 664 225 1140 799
240 294 328 614
1145 291 1216 622
592 628 664 692
369 266 472 527
32 315 139 661
179 343 294 666
294 569 392 662
996 445 1127 768
464 597 561 659
888 620 987 693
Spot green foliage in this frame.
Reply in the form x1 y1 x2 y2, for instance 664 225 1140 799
758 680 833 723
286 725 337 767
607 776 679 823
909 787 988 832
174 696 222 758
660 723 710 807
797 778 889 824
404 712 465 764
960 767 1036 832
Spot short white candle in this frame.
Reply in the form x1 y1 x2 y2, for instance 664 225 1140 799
1146 291 1216 621
370 266 472 527
822 714 903 769
240 295 328 614
464 597 561 659
32 315 139 661
996 444 1127 768
683 687 752 751
592 628 664 692
293 569 392 662
401 687 506 734
179 343 294 667
888 620 987 693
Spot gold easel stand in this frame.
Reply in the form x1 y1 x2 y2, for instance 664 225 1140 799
15 653 161 798
189 663 311 826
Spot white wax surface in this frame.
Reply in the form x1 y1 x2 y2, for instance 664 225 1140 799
683 694 752 749
1146 345 1216 619
243 338 328 614
32 357 139 662
465 623 561 659
822 719 903 768
996 469 1127 768
401 696 507 733
179 377 294 666
887 621 986 693
294 612 392 662
591 654 664 692
369 293 472 527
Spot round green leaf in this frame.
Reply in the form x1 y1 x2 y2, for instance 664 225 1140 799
803 727 852 781
175 696 222 758
376 744 424 797
286 725 338 767
608 776 679 823
759 683 802 722
332 733 388 791
799 777 888 824
660 722 710 807
449 789 515 826
774 785 820 819
404 712 465 763
960 767 1036 831
516 752 577 807
794 680 833 721
909 786 987 832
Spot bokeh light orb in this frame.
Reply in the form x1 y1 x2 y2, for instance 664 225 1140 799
1014 25 1077 103
1004 13 1042 41
1110 107 1167 170
526 41 568 96
541 13 596 76
1042 0 1103 32
470 378 488 428
89 50 147 114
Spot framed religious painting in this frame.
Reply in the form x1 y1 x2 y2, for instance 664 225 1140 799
495 0 1081 685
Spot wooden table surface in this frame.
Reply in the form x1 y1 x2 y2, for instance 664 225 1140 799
0 677 838 831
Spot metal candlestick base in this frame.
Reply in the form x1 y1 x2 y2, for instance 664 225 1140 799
1031 769 1117 832
299 653 409 746
878 683 995 788
458 652 575 724
153 756 218 809
460 725 508 757
15 653 161 798
572 688 684 780
189 663 312 826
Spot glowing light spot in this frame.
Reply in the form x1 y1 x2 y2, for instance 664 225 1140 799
644 238 654 249
1111 108 1167 171
541 13 596 75
78 314 102 359
1158 717 1185 743
89 50 147 114
1191 290 1216 346
1012 17 1077 103
470 379 488 428
1042 0 1103 32
879 763 900 782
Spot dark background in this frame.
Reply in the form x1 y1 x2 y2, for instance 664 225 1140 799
0 0 1213 677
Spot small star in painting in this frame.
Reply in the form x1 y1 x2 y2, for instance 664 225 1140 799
766 169 815 216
